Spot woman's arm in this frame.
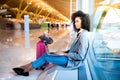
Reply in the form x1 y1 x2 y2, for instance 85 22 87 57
68 33 89 61
63 50 70 53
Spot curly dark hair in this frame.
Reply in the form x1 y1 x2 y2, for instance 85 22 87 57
71 10 90 32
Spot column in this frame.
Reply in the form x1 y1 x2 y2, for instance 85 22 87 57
24 15 30 48
76 0 82 11
87 0 94 31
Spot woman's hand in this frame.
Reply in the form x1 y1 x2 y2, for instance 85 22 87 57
55 50 67 56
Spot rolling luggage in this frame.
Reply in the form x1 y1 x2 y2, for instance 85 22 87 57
36 41 49 69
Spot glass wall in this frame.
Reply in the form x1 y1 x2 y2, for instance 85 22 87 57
88 0 120 80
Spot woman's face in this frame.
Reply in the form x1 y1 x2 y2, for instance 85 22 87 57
75 17 82 29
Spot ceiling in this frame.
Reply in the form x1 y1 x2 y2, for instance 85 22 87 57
0 0 73 21
0 0 120 21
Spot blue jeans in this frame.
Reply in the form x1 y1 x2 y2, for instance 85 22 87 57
32 53 68 69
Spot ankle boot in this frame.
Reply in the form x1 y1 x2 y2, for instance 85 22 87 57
13 68 24 75
12 63 32 76
13 67 29 76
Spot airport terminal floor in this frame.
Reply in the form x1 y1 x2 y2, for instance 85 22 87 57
0 25 120 80
0 29 70 80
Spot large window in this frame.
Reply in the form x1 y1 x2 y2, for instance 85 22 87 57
88 1 120 80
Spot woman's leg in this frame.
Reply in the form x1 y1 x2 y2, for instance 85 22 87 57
13 53 68 76
32 53 68 69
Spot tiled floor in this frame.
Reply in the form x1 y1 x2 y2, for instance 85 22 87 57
0 29 70 80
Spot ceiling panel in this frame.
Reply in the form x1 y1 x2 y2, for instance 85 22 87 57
1 0 116 21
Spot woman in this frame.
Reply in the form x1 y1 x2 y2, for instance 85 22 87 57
12 10 90 76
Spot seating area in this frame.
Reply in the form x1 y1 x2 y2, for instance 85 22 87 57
37 60 91 80
36 32 94 80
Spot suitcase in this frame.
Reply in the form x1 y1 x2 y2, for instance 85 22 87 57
36 41 49 69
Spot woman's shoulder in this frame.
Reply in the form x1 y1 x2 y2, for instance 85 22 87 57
81 29 89 39
82 29 88 32
81 29 89 35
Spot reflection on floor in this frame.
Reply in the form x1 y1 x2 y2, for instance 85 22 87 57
0 29 70 80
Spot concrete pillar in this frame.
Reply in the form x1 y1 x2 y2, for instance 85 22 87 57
76 0 94 15
88 0 94 31
76 0 82 11
84 0 94 31
24 15 30 48
24 15 30 32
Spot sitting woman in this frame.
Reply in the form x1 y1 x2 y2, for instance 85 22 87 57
12 10 90 76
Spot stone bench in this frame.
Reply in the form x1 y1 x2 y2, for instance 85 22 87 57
37 32 94 80
37 59 92 80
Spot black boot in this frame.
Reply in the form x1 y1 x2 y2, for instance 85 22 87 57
13 68 24 75
13 68 29 76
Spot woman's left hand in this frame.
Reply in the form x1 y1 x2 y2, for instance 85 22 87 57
55 51 67 56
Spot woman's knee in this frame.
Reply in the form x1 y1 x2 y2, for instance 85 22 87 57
42 53 48 57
